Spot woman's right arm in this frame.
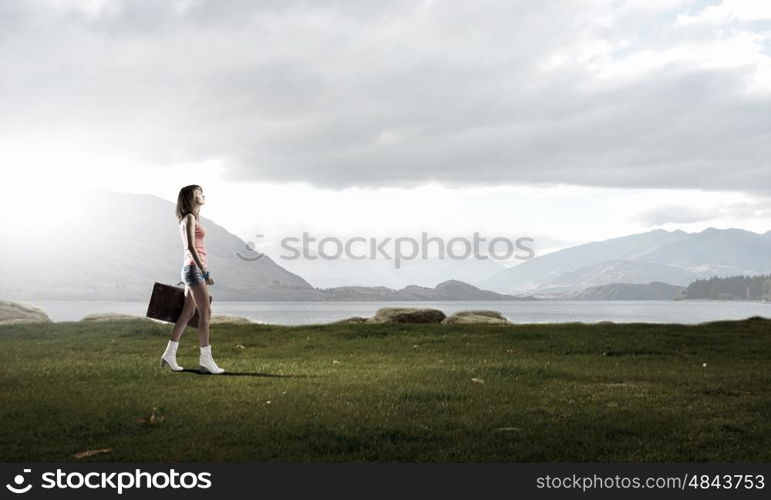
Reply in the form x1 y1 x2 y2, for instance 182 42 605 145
184 214 208 274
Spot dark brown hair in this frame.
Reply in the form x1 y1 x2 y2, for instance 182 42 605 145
176 184 202 223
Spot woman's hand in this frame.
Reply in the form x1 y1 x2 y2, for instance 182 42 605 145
205 276 214 286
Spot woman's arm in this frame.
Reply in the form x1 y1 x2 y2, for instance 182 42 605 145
184 214 208 274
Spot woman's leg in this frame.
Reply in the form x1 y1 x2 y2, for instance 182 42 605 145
170 286 197 342
188 282 212 347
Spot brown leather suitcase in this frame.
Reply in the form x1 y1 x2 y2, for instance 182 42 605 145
146 282 212 329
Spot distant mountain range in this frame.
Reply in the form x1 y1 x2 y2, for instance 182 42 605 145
316 279 533 301
0 190 313 301
572 282 685 300
278 252 508 290
0 190 527 302
476 228 771 297
2 189 768 302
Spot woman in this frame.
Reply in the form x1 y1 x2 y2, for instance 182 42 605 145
159 184 225 374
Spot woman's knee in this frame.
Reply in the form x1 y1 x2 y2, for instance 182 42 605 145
198 305 211 322
180 308 195 322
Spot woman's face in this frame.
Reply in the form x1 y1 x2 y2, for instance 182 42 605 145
194 188 206 206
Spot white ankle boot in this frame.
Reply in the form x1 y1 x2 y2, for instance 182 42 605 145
199 344 225 374
160 340 184 372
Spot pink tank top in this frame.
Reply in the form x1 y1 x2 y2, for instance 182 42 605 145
180 216 207 267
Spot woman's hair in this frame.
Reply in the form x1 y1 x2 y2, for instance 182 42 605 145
176 184 202 222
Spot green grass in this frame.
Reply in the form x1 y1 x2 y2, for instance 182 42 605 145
0 318 769 462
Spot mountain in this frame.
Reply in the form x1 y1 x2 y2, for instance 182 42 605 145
476 228 771 296
534 259 707 295
278 253 508 289
572 282 685 300
635 228 771 273
316 279 534 301
0 189 315 301
0 189 524 302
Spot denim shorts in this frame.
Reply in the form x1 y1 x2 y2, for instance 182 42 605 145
181 264 206 286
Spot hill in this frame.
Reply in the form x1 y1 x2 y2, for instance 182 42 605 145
319 279 533 301
684 274 771 300
0 190 524 301
572 282 685 300
0 189 315 301
477 228 771 296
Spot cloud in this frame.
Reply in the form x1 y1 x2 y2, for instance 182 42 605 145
677 0 771 24
635 197 771 227
636 204 713 226
1 0 771 192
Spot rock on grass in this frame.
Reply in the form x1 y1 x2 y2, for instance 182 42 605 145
442 310 511 325
0 301 52 325
365 307 446 324
80 313 253 324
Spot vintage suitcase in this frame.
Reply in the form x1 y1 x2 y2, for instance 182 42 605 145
146 281 212 329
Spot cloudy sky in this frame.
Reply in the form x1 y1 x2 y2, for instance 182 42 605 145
3 0 771 263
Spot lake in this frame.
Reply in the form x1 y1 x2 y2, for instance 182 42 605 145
32 300 771 325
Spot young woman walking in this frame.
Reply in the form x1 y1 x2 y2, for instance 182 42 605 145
160 184 225 374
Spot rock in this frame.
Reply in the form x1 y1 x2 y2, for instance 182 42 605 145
81 313 146 322
442 310 511 325
80 313 251 324
0 301 53 325
209 315 253 324
365 307 446 324
330 316 369 324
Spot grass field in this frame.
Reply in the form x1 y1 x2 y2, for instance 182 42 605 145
1 317 769 462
